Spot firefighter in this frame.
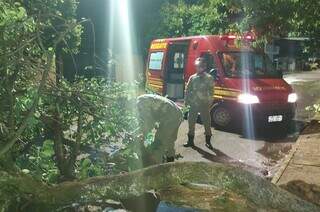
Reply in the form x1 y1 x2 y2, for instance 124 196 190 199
184 57 214 149
136 94 183 164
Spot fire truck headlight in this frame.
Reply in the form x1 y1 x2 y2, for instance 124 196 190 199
288 93 298 103
238 93 260 104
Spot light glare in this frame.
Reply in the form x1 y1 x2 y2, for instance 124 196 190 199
288 93 298 103
238 93 260 104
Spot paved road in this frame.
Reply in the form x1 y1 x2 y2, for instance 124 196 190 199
284 70 320 84
175 121 299 178
175 70 320 179
285 70 320 121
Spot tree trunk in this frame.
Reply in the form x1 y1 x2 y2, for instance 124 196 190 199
0 162 318 211
55 45 63 84
52 105 76 181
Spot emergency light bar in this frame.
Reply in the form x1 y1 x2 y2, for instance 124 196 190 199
220 33 255 42
220 35 239 41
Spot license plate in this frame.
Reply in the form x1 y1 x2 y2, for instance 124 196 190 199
268 115 283 122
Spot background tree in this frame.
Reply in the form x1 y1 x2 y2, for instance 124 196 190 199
290 0 320 55
143 0 296 48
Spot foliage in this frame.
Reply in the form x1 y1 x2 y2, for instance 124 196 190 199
16 139 59 183
0 0 98 183
23 0 82 54
290 0 320 55
156 0 229 37
306 104 320 114
15 77 141 181
143 0 318 54
0 0 82 161
306 104 320 120
237 0 294 38
0 0 149 183
156 0 295 40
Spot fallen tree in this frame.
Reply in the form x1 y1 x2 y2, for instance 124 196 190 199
0 162 319 211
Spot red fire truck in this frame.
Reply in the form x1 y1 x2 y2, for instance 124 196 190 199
145 35 297 129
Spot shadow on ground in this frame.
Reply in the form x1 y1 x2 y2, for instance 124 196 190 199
191 146 267 177
212 120 306 142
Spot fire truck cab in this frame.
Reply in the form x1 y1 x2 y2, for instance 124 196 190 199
146 35 297 129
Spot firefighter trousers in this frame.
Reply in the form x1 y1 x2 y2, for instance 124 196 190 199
152 115 182 162
188 103 212 136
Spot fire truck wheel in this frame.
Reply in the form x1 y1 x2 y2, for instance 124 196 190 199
211 106 232 129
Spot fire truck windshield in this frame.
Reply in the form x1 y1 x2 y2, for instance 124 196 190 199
220 52 281 79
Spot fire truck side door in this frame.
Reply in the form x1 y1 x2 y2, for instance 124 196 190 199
165 42 189 100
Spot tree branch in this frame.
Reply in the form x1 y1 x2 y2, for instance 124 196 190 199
0 36 37 58
0 19 84 157
0 51 53 156
68 106 83 171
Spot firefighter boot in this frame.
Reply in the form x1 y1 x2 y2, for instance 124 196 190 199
183 134 194 147
205 135 213 150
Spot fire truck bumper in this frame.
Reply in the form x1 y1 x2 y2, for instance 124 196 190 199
233 102 296 126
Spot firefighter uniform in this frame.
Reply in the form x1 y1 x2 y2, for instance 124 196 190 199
185 72 214 148
137 94 183 163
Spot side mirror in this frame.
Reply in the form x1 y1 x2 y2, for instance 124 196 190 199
209 69 219 80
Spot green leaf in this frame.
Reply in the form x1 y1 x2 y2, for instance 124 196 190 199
17 7 26 19
81 158 92 168
41 140 54 157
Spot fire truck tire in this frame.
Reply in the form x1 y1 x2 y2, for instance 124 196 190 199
211 105 232 129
